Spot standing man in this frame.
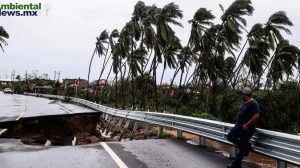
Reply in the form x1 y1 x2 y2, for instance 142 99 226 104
227 87 260 168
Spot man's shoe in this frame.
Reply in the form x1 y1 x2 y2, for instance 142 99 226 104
227 162 241 168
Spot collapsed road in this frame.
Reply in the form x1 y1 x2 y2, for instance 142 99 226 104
0 93 263 168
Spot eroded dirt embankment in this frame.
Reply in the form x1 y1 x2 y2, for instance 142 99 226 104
2 114 151 146
4 115 100 145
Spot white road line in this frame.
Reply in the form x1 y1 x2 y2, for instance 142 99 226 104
16 105 26 121
0 129 7 135
100 142 128 168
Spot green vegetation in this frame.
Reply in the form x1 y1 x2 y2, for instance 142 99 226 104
83 0 299 134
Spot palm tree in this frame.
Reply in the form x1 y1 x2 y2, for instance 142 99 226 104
252 11 293 87
87 30 109 99
243 38 269 85
231 23 267 87
175 46 193 113
175 8 215 113
0 26 9 52
264 11 293 50
188 8 215 49
159 35 181 86
111 42 122 107
152 2 183 111
218 0 254 51
207 0 254 114
121 20 140 109
265 40 299 88
99 29 119 81
105 30 120 82
140 5 158 110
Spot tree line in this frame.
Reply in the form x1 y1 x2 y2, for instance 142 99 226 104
86 0 300 133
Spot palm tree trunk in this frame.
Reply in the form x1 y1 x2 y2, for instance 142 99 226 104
143 48 153 72
142 58 155 110
120 64 125 109
253 52 276 87
131 36 135 110
115 72 118 108
227 38 249 87
153 53 158 111
106 63 113 82
92 44 110 101
175 70 184 114
209 21 225 115
140 32 146 110
159 61 167 86
86 48 97 99
183 66 190 85
168 67 180 91
231 61 245 87
175 66 191 112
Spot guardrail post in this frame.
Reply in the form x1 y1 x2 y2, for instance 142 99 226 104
176 130 182 139
277 160 287 168
118 120 131 141
111 118 124 137
198 136 205 147
106 117 117 135
158 126 163 138
130 121 139 140
144 123 150 139
229 146 238 158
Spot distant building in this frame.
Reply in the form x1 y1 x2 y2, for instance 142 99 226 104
91 79 107 86
29 84 54 94
88 79 108 93
0 78 12 85
63 78 88 89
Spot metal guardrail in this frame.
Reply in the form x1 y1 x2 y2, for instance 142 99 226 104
24 93 300 167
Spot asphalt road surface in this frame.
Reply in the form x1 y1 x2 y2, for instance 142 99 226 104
0 138 234 168
0 92 96 122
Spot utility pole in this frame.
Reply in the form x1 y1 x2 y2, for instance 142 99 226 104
54 71 56 81
57 71 60 81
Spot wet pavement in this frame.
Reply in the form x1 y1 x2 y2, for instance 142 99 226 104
0 138 118 168
0 138 234 168
0 92 97 122
108 138 233 168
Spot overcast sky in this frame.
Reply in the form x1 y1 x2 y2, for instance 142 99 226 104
1 0 300 82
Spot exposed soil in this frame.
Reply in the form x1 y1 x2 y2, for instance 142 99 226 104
2 114 155 146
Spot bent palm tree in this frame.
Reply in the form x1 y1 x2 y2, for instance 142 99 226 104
188 8 215 49
90 30 109 100
153 2 183 111
265 40 299 88
252 11 293 86
86 30 109 99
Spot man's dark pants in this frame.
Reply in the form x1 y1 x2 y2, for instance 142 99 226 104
227 125 255 164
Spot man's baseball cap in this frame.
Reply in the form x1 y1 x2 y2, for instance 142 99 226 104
239 87 252 95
